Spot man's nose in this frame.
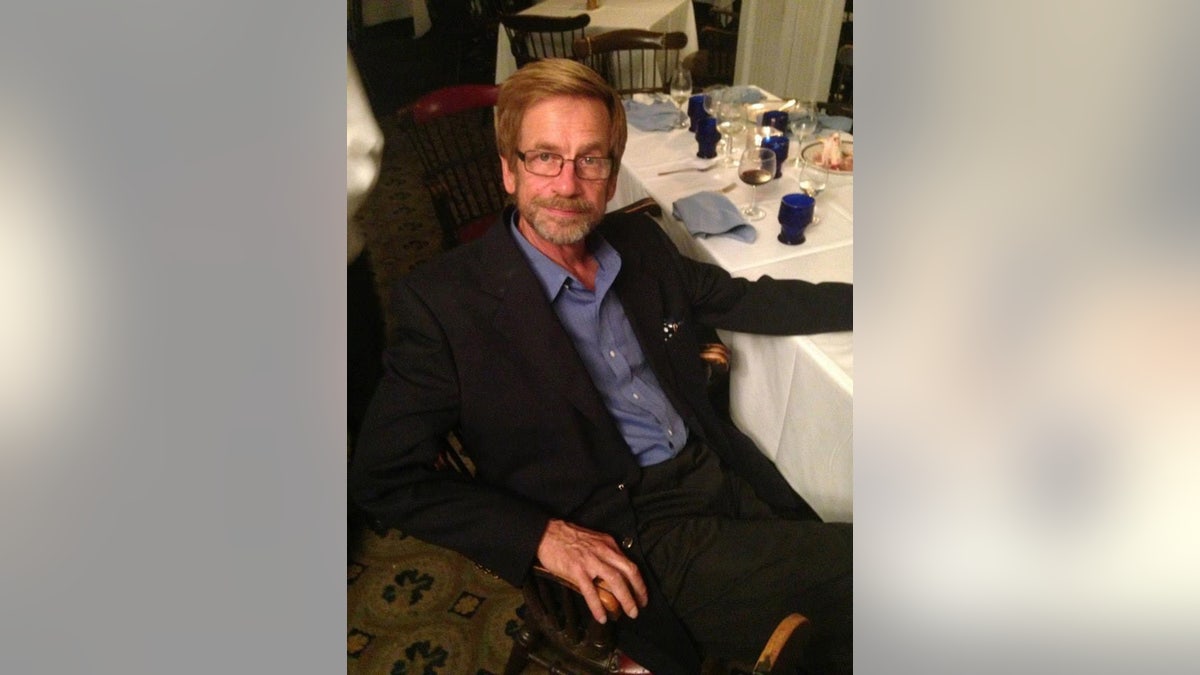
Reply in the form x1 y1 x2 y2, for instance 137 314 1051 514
550 159 583 193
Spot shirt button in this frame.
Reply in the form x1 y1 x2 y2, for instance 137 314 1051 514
667 429 674 436
632 393 640 400
621 536 634 550
609 350 616 358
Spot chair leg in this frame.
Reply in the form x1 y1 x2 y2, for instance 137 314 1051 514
503 625 538 675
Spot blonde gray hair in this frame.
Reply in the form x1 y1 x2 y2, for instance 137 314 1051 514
495 58 627 177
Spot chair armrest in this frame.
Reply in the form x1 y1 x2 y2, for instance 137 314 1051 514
531 564 623 621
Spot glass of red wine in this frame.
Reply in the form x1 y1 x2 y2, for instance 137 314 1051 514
738 147 776 221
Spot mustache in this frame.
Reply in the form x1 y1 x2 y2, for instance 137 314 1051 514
531 197 592 213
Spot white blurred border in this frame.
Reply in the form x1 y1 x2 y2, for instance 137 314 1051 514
858 1 1200 671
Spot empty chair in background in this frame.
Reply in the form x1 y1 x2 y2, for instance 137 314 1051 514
500 12 592 69
688 25 738 88
398 83 508 249
572 29 689 98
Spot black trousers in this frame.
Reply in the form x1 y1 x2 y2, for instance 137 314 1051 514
631 440 853 673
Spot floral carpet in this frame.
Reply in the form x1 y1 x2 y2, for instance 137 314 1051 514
348 528 526 675
348 114 529 675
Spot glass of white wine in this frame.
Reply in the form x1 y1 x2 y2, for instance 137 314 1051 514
668 66 693 129
716 100 747 167
788 110 819 168
738 147 776 221
796 161 828 223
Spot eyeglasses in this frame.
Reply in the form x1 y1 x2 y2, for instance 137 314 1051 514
516 150 614 181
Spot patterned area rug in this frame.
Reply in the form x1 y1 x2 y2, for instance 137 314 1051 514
348 529 526 675
348 112 530 675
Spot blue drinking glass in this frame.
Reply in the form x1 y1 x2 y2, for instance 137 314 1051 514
762 110 790 133
687 94 709 133
696 117 720 159
777 192 814 245
762 135 789 179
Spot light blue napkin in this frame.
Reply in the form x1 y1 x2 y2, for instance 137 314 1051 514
723 85 766 104
671 191 757 243
817 114 853 133
623 99 681 132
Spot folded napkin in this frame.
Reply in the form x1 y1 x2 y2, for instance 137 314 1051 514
817 114 853 133
624 98 681 132
723 85 766 104
671 191 757 243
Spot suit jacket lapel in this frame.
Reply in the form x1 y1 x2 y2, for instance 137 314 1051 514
609 231 698 422
479 216 616 434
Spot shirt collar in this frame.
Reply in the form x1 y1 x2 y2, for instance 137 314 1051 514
508 210 621 302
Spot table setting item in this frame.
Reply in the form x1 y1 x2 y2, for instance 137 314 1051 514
686 93 709 132
667 65 693 130
737 146 776 221
799 134 853 174
795 161 827 225
693 116 720 159
715 97 747 167
761 110 790 134
623 94 686 132
760 128 788 179
788 109 819 169
658 161 718 175
777 192 815 245
671 190 757 242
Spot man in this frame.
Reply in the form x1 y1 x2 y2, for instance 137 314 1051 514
350 59 852 673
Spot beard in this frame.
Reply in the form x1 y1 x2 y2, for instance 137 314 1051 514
523 196 601 245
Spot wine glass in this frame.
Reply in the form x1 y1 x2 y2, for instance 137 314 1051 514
701 85 727 119
796 161 828 198
796 161 828 223
668 66 693 129
788 110 819 168
738 147 776 221
715 100 747 167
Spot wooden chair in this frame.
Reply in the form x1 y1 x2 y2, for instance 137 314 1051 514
426 0 502 84
500 12 592 69
398 84 508 249
828 43 853 117
573 29 689 98
505 567 809 674
691 25 738 88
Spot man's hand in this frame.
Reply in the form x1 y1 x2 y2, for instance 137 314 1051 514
536 519 649 624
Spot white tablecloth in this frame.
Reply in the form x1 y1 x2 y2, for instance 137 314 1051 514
611 103 854 521
495 0 699 83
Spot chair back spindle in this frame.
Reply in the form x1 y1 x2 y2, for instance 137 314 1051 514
400 84 508 249
573 29 689 98
501 13 592 69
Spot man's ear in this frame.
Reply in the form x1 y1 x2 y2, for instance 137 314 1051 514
501 155 517 195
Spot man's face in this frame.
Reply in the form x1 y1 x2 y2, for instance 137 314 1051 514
501 95 617 246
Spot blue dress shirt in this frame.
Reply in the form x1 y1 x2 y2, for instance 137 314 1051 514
509 213 689 466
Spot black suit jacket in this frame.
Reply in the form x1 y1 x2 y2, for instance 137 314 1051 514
350 207 852 671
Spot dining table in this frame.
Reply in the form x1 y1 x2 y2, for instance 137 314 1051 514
494 0 700 84
610 93 854 522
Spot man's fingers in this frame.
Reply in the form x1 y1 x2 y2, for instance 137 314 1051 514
593 562 646 619
536 519 649 622
577 581 611 624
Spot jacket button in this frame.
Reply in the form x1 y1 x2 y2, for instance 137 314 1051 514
616 483 626 491
621 536 634 550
